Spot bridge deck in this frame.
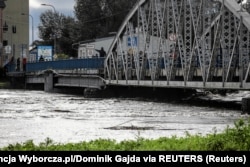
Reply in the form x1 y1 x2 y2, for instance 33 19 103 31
108 80 250 90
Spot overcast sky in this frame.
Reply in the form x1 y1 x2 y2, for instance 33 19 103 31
29 0 75 43
29 0 248 44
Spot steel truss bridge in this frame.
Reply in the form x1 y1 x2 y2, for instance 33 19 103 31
6 0 250 92
104 0 250 90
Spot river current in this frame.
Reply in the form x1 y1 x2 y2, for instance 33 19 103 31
0 89 249 148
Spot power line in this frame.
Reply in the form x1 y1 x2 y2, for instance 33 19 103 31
79 9 130 24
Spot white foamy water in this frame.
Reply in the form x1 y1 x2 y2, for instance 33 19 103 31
0 89 249 148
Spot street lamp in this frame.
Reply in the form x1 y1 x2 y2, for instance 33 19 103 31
41 3 57 56
21 13 34 45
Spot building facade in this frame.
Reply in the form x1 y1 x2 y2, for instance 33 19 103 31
0 0 29 69
78 36 114 59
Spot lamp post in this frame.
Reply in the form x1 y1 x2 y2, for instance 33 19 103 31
21 13 34 45
41 3 57 56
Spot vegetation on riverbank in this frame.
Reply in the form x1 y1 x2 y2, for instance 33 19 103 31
1 119 249 151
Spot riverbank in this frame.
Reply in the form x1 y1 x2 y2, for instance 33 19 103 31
1 119 249 151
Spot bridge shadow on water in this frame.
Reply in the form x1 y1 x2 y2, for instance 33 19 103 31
83 86 243 111
118 87 241 111
5 77 243 112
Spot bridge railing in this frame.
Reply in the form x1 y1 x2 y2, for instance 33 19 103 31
26 58 105 72
5 63 16 73
5 58 105 73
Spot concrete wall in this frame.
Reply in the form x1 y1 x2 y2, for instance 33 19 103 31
0 6 4 67
1 0 29 69
78 37 114 58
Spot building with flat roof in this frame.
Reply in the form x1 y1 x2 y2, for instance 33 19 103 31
0 0 29 69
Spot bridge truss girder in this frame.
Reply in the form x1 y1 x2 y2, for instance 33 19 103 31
105 0 250 90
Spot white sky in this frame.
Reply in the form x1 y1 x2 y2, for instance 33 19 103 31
29 0 75 43
30 0 75 10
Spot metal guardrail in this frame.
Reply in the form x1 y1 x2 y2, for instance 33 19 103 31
6 58 105 73
4 55 229 74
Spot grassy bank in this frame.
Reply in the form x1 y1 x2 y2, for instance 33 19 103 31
1 119 249 151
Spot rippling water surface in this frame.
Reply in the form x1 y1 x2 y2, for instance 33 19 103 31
0 89 248 148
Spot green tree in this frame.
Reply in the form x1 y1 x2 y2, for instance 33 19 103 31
74 0 105 41
74 0 136 41
103 0 136 34
58 16 78 57
38 10 61 42
38 10 77 58
38 0 136 58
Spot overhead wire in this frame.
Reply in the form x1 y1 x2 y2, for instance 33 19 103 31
78 9 130 24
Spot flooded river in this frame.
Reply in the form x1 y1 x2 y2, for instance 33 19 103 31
0 89 249 148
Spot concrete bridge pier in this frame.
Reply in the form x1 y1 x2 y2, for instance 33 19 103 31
44 71 54 92
83 88 100 98
242 98 250 114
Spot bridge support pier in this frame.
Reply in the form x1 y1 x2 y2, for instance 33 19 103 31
242 98 250 114
44 71 54 92
83 88 100 98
